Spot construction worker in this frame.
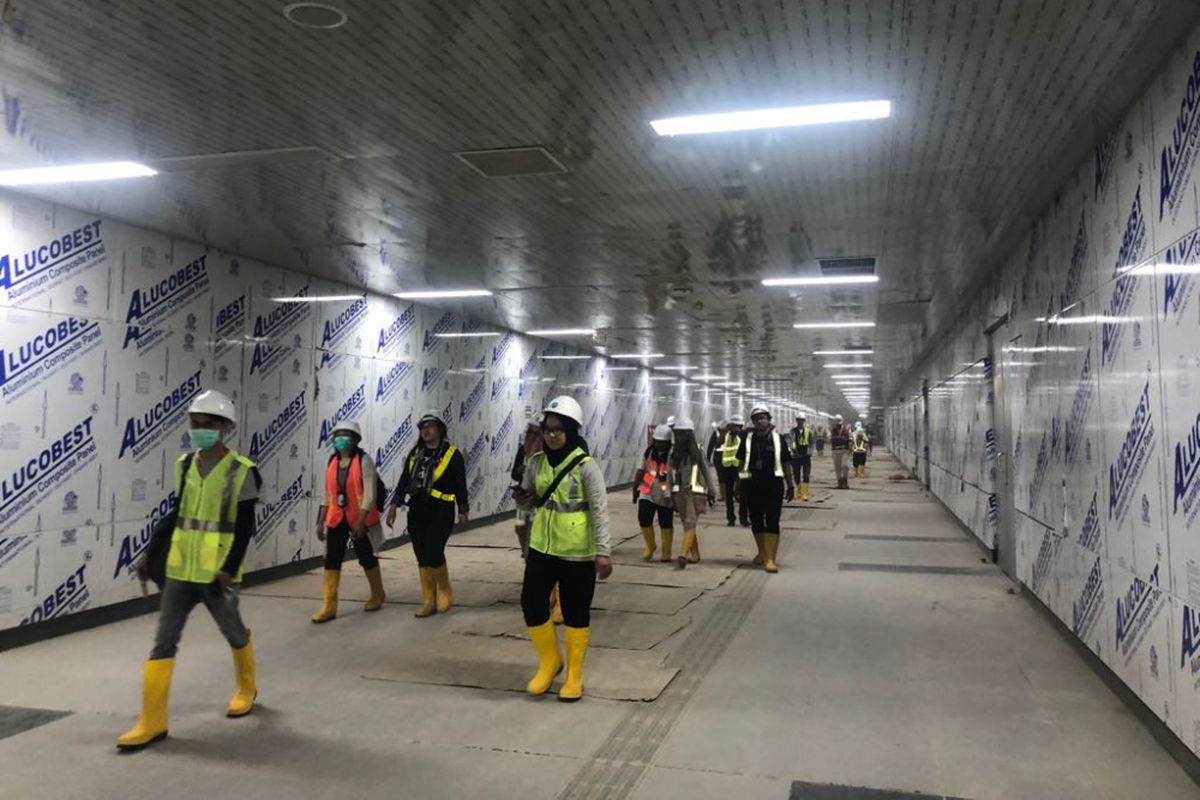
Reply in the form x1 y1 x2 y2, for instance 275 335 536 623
633 424 675 562
736 406 795 573
830 414 852 489
385 410 469 617
852 421 871 478
514 395 612 702
790 414 814 501
310 420 386 623
715 417 749 527
705 421 721 463
668 417 717 568
511 417 544 557
118 389 262 750
815 425 827 456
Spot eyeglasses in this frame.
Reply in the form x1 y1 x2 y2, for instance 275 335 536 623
542 426 566 436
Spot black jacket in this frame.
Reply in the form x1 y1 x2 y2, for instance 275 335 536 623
393 443 469 514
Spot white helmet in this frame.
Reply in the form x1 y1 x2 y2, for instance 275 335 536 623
666 415 677 428
544 395 584 426
652 424 672 441
418 409 446 428
729 414 745 426
188 389 237 425
750 405 771 420
673 416 695 431
834 414 844 422
332 420 362 438
855 421 864 431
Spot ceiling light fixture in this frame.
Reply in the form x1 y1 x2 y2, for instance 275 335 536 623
814 349 874 356
435 331 503 338
696 374 728 381
0 160 157 186
526 328 596 337
394 289 492 299
610 353 665 359
650 99 892 137
648 376 677 382
541 355 591 361
604 366 639 371
762 275 880 287
271 294 363 303
656 365 696 371
823 363 874 369
794 321 876 329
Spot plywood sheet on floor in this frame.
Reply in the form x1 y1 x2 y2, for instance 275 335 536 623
361 634 678 701
243 572 518 607
452 609 691 651
605 562 735 590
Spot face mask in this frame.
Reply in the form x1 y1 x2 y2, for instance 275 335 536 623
333 436 354 453
189 429 221 450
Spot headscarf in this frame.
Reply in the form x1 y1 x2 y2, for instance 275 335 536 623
669 429 704 471
543 413 588 467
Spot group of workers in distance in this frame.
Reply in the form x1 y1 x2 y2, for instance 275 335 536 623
115 386 872 751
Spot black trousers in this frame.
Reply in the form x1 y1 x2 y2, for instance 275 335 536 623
744 478 785 534
323 522 379 570
853 452 867 467
719 466 748 523
521 547 597 628
793 455 812 483
408 495 456 568
637 498 674 528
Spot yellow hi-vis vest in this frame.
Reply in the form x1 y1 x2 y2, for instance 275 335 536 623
530 448 596 559
795 426 812 449
167 450 255 584
719 432 741 467
671 462 707 493
740 430 784 479
407 445 459 503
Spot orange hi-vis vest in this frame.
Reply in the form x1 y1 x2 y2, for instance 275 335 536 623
324 454 382 528
640 455 669 497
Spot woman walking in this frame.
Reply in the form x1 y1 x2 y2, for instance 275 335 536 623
737 406 796 573
311 420 386 623
385 410 469 617
633 424 674 562
667 417 716 569
514 396 612 702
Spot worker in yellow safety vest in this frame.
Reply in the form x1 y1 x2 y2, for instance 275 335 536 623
386 410 469 617
715 416 749 527
118 389 263 750
736 406 796 573
514 396 613 702
668 417 717 569
790 414 814 501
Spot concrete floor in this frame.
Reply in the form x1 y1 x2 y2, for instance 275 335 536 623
1 451 1197 799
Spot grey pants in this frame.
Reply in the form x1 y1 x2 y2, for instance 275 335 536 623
151 578 250 660
832 450 850 480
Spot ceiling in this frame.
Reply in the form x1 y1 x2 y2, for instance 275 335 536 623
2 0 1197 417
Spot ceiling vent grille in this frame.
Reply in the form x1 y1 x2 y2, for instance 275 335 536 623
818 257 876 277
454 146 568 178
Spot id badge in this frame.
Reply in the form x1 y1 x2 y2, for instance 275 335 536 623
337 493 347 508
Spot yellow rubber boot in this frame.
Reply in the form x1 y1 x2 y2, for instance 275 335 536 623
800 482 810 502
117 658 173 749
659 528 674 562
226 636 257 718
676 530 698 569
415 567 437 618
753 533 765 566
310 569 340 623
434 563 453 613
526 621 563 695
363 566 386 612
688 530 701 563
763 533 780 573
559 626 590 702
640 526 656 561
550 583 564 625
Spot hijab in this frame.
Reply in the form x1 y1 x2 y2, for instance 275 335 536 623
543 413 589 467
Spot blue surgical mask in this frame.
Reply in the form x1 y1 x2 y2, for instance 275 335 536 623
333 436 354 454
189 429 221 450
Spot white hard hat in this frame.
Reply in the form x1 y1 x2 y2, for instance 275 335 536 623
332 420 362 438
750 405 771 419
835 414 844 421
855 421 864 430
666 415 677 427
673 416 695 431
544 395 584 426
418 409 446 428
652 424 672 441
729 414 745 426
187 389 237 425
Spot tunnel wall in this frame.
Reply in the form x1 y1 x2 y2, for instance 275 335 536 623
0 190 729 634
886 32 1200 756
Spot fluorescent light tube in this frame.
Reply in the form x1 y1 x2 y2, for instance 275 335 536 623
763 275 880 287
611 353 665 359
271 294 363 303
823 363 873 369
651 100 892 137
394 289 492 299
435 331 503 338
814 349 874 355
794 322 876 329
526 328 596 336
0 160 157 186
541 355 591 360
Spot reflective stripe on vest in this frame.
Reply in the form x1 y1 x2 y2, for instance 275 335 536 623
795 426 812 447
852 432 869 453
529 448 595 558
639 456 668 496
407 445 459 503
739 429 784 479
719 433 741 467
671 463 707 493
324 453 382 528
168 451 255 584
